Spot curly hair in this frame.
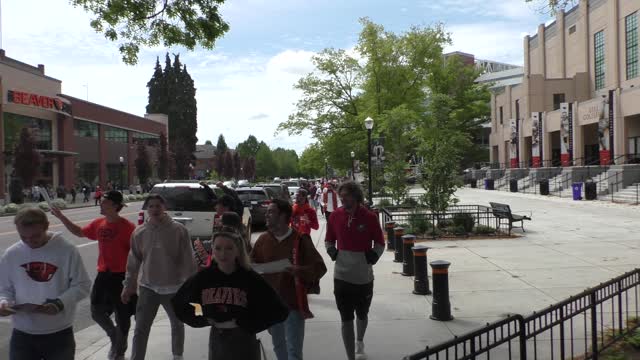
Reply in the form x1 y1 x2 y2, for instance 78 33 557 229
337 181 364 204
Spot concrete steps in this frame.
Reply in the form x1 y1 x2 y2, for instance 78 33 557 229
610 184 640 204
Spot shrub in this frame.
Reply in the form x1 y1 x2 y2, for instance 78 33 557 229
451 225 467 235
0 206 5 216
5 203 19 214
38 202 50 212
473 225 496 235
437 219 454 229
453 213 475 233
408 212 432 235
402 197 419 207
51 199 67 209
378 199 393 208
135 194 144 201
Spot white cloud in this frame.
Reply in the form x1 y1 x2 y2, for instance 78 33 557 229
266 50 315 75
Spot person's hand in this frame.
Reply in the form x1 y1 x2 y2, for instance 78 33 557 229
216 181 225 188
0 300 15 317
327 247 338 261
50 206 63 219
365 250 380 265
38 303 61 315
121 288 136 304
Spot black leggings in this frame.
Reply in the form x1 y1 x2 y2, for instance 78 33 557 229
209 327 261 360
334 278 374 322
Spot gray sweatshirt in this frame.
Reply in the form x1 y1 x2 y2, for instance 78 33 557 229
124 214 197 294
0 232 91 334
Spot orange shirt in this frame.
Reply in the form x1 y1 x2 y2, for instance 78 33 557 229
82 217 136 273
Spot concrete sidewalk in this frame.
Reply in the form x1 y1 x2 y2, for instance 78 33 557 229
74 188 640 360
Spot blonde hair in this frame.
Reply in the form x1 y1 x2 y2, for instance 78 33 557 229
14 207 49 228
211 231 251 271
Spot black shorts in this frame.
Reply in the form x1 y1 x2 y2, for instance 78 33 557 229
333 278 374 322
91 272 136 315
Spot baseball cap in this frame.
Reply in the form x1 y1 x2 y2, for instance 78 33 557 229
102 191 127 207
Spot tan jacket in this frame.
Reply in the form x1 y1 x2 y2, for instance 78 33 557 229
124 214 197 294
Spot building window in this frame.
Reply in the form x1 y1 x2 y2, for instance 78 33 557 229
3 112 52 151
553 93 566 110
74 119 98 138
626 13 638 80
105 126 128 143
107 163 128 187
76 162 99 186
569 25 576 35
594 30 605 90
499 106 504 125
133 132 159 146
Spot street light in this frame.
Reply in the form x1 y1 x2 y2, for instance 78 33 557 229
118 156 124 191
325 157 328 181
350 151 356 181
364 117 374 206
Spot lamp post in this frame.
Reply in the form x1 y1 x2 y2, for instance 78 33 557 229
364 117 374 206
118 156 124 191
325 157 328 182
350 151 356 181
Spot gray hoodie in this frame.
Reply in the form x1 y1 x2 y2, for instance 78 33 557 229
124 214 197 294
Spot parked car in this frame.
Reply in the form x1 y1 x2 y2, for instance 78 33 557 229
257 183 291 203
141 182 252 240
273 177 282 183
238 179 250 187
236 186 277 226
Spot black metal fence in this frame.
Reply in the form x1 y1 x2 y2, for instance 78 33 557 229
380 205 501 236
404 268 640 360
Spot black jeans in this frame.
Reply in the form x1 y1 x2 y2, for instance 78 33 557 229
10 327 75 360
91 272 136 356
209 327 260 360
334 279 374 322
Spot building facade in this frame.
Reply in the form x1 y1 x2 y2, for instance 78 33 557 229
489 0 640 168
0 50 167 199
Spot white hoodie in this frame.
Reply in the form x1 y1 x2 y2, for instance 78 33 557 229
0 232 91 334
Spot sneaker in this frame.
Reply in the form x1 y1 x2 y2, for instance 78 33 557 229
355 341 367 360
173 356 184 360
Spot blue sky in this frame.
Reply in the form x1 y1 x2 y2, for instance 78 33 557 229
2 0 550 153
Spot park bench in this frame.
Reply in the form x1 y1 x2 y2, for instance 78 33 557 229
489 202 532 235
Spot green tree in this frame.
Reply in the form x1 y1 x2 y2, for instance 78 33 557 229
215 134 228 157
236 135 260 159
71 0 230 65
205 140 213 145
272 148 299 179
157 132 169 181
134 140 151 186
255 142 277 180
524 0 576 14
12 127 42 203
215 153 225 179
222 151 235 180
233 152 242 180
299 144 325 178
146 53 198 177
242 157 256 180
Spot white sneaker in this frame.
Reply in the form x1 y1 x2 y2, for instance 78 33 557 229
355 341 367 360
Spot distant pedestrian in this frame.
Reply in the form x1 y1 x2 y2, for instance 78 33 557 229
322 181 340 225
52 191 136 360
70 188 77 204
325 181 384 360
0 207 91 360
122 194 197 360
252 199 327 360
172 229 289 360
291 189 319 236
95 186 103 206
83 186 91 203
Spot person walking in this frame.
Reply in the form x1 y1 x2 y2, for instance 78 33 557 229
83 186 90 203
322 181 340 225
121 194 198 360
0 208 91 360
251 199 327 360
51 190 136 360
94 186 103 206
172 229 289 360
70 187 77 204
291 189 319 236
325 181 384 360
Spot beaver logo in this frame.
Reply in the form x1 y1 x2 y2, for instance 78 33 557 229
21 262 58 282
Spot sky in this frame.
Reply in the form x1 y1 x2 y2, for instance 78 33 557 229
2 0 550 154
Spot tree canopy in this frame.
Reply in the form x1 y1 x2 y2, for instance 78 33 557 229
71 0 229 65
524 0 577 14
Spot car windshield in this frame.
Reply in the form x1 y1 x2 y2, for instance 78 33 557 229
145 186 216 211
237 190 268 201
283 181 298 187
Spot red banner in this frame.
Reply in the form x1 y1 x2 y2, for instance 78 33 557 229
600 150 611 165
510 158 519 168
532 157 541 168
561 153 571 167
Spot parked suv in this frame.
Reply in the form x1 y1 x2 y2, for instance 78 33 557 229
140 182 252 240
236 186 277 226
256 183 291 203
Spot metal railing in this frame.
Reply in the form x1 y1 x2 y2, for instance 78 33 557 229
404 268 640 360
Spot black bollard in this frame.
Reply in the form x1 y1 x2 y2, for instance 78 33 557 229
412 244 431 295
385 221 396 251
393 228 405 263
401 235 416 276
429 260 453 321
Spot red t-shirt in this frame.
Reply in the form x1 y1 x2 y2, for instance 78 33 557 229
82 217 136 273
325 205 384 252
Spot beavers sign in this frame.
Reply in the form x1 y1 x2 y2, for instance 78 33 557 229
7 90 71 116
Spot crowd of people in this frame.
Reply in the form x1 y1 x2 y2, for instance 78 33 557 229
0 178 383 360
